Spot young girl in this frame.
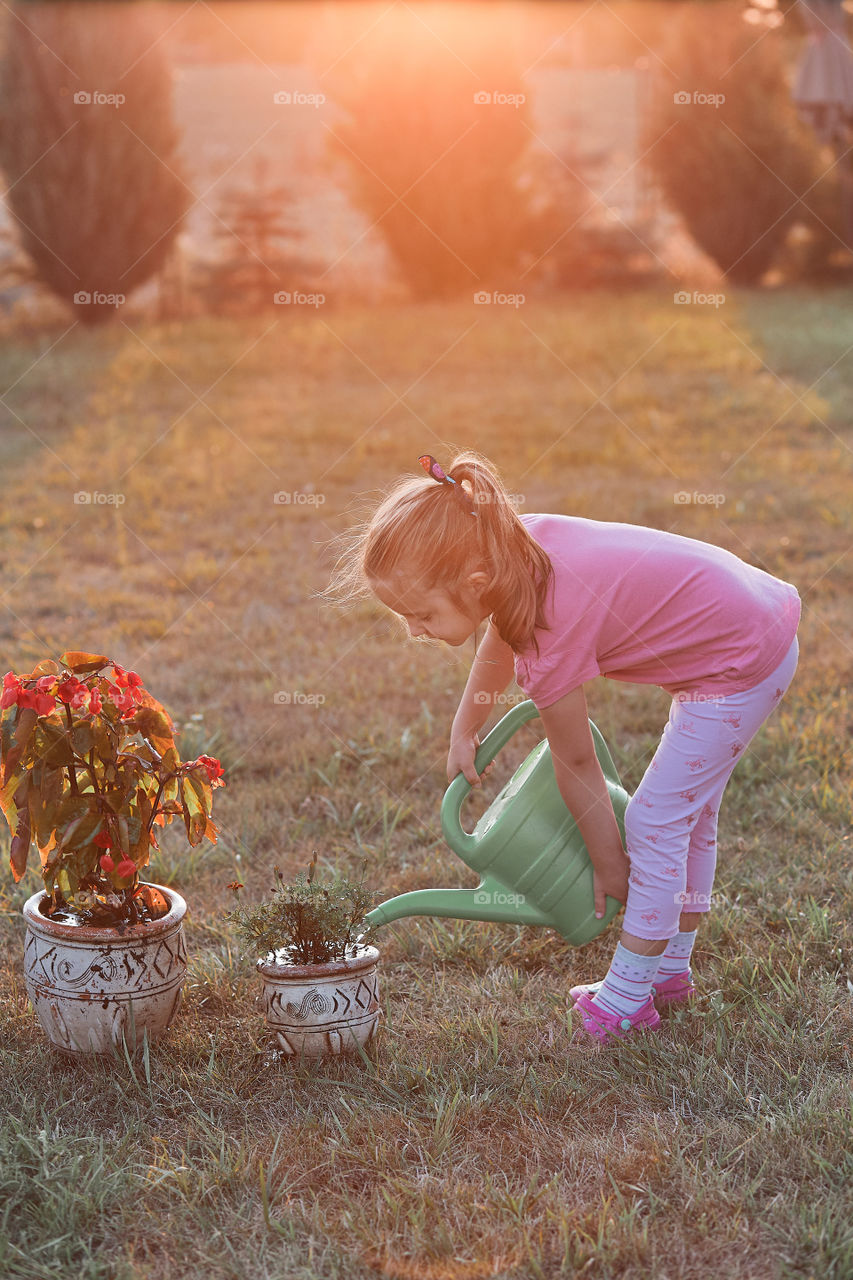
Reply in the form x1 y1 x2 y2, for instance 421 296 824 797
335 450 801 1043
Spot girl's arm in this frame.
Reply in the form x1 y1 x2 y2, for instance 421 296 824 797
538 685 630 918
448 622 516 784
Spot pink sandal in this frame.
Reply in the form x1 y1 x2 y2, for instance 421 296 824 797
571 991 660 1043
570 972 696 1008
651 973 697 1006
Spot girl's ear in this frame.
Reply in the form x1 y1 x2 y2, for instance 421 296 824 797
466 568 490 595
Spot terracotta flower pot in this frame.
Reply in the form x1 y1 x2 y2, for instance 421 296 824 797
22 883 187 1056
258 944 380 1059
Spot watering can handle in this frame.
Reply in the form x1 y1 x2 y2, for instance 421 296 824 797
440 699 542 855
441 698 623 856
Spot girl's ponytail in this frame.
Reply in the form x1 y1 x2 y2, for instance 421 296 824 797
445 452 552 651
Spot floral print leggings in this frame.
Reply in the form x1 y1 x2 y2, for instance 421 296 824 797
622 635 799 941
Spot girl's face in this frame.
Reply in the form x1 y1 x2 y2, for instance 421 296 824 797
370 573 489 647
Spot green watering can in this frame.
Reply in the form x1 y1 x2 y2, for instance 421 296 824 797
365 699 628 947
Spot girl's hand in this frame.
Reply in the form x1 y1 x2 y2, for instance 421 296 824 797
591 848 630 919
447 732 491 786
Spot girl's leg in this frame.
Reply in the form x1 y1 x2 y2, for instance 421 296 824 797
584 637 799 1028
675 633 799 931
621 634 799 948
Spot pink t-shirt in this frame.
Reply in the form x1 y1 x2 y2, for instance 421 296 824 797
513 513 801 709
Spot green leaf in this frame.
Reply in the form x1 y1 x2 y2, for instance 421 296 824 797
1 705 17 762
1 707 38 792
180 775 206 846
185 769 211 818
9 777 31 881
37 721 74 768
27 771 61 850
60 810 101 850
0 768 24 832
94 721 118 764
71 723 95 756
55 793 94 826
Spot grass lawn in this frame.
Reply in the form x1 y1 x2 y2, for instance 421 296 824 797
0 287 851 1279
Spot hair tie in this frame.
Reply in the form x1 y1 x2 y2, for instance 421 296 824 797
417 455 478 517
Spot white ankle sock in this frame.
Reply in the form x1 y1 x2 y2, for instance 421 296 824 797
653 929 697 982
591 942 661 1019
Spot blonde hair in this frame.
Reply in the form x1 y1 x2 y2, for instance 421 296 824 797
327 451 553 652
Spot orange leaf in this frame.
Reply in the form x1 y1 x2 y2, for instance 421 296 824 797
59 651 109 674
31 660 59 678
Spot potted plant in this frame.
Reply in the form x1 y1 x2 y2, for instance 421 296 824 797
0 651 225 1055
228 854 380 1060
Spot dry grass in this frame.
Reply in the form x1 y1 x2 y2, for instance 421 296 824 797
0 289 851 1278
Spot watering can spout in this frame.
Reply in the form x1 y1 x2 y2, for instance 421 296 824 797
365 885 546 932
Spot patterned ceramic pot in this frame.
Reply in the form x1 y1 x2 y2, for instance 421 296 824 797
258 944 380 1059
22 884 187 1056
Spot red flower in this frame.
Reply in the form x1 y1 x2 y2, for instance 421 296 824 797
99 853 115 873
116 858 136 879
16 686 56 716
88 688 103 716
112 664 143 691
1 673 22 710
107 683 137 716
93 831 113 848
196 755 225 785
56 675 88 707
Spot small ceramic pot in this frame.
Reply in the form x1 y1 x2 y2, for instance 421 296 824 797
257 944 380 1058
22 883 187 1056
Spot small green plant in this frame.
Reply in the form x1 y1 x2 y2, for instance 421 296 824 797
227 853 376 966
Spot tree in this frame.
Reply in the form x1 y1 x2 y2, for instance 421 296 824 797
0 2 190 325
644 2 832 284
196 155 316 316
325 16 554 299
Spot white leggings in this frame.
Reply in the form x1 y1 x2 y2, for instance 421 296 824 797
622 636 799 941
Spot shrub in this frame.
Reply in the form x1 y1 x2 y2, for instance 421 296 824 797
644 2 832 284
0 2 190 325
